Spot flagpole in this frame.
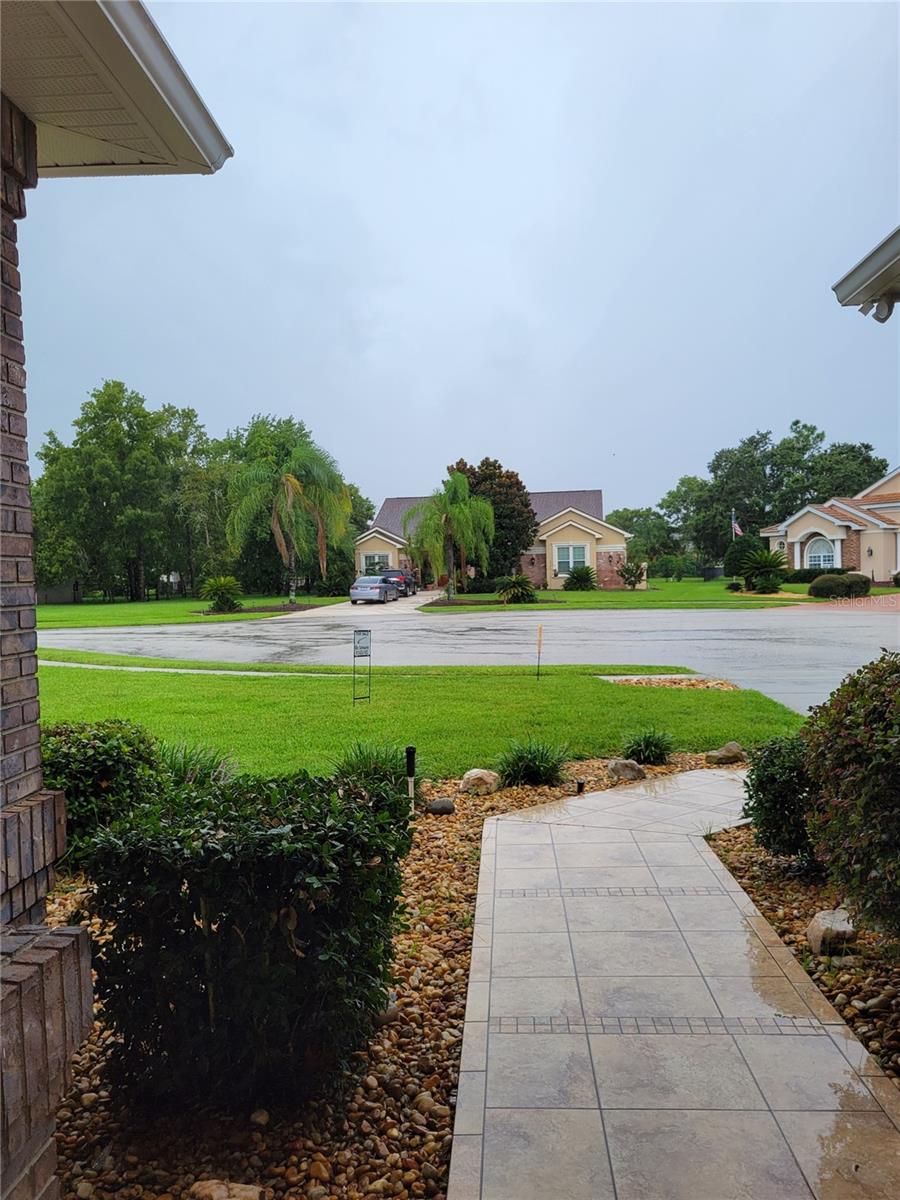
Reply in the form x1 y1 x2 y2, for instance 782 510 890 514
731 508 735 542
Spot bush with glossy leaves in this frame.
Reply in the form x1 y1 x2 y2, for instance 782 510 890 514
741 735 815 860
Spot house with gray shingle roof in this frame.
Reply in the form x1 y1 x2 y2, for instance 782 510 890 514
355 488 634 589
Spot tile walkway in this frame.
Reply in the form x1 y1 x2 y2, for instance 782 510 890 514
447 769 900 1200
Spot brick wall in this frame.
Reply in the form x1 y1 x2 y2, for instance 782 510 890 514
518 552 546 587
843 530 861 570
596 549 625 588
1 94 92 1200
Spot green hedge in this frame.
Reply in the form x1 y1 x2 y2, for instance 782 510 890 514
81 769 413 1103
809 572 871 598
741 735 815 860
804 651 900 937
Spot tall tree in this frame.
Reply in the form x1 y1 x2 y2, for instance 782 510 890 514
34 381 199 600
604 507 676 564
404 472 494 598
808 442 889 502
448 457 537 577
227 440 351 602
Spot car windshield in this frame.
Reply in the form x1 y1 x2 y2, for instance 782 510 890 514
355 577 384 585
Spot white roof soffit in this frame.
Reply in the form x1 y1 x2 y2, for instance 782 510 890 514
832 226 900 323
1 1 233 176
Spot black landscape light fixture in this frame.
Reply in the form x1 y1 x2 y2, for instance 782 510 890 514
406 746 416 809
576 780 585 795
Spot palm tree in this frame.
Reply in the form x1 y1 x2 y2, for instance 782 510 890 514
404 472 494 599
740 546 789 591
227 442 351 602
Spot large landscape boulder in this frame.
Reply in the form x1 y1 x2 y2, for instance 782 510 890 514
705 741 746 765
426 797 456 815
459 768 500 795
806 908 857 956
606 758 646 782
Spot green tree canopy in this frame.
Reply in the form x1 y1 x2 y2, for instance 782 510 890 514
404 472 494 597
448 457 537 577
605 507 676 564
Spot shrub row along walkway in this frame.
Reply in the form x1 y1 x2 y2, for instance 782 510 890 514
448 769 900 1200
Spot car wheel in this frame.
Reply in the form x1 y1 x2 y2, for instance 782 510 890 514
380 594 387 604
351 599 357 604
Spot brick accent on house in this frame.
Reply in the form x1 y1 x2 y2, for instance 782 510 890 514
1 95 91 1200
596 549 626 588
843 530 861 570
519 552 546 587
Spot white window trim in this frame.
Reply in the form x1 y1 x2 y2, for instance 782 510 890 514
553 542 589 576
363 552 392 572
805 537 836 570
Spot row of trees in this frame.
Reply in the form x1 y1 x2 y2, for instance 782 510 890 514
34 381 374 600
607 421 888 567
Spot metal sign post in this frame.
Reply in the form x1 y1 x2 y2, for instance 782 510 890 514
353 629 372 703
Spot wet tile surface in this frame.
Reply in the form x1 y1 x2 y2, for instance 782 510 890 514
448 769 900 1200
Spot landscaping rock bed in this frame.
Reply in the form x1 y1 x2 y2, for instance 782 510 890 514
607 677 738 690
47 753 727 1200
710 825 900 1088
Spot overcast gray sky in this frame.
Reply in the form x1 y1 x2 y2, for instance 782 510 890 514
21 0 900 511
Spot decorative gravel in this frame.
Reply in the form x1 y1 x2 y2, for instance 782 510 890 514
711 825 900 1088
48 753 717 1200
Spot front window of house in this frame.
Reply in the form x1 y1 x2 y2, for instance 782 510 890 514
555 544 587 575
364 553 390 572
806 537 834 570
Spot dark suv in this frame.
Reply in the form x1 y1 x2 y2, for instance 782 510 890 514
380 568 417 596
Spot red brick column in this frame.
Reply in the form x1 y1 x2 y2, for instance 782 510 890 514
1 94 92 1200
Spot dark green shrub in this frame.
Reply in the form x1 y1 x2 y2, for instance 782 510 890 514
41 720 167 855
741 735 815 860
562 565 597 591
497 574 537 604
804 651 900 936
753 573 786 594
199 575 243 613
893 570 900 588
617 561 645 590
844 572 871 597
465 575 497 594
725 581 743 592
785 568 847 583
497 737 567 786
332 741 420 801
621 728 673 765
648 554 702 580
80 769 413 1103
159 741 238 790
809 573 850 598
724 535 764 579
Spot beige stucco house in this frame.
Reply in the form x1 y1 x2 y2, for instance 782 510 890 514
761 466 900 584
355 489 633 589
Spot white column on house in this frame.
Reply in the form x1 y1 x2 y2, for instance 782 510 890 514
793 541 801 569
896 531 900 573
832 538 842 568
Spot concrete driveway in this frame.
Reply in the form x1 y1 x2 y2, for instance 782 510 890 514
38 595 899 713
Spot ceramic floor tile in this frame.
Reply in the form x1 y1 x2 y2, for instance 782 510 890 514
683 930 785 976
705 974 814 1018
776 1111 900 1199
459 1022 488 1072
453 1071 486 1135
482 1109 614 1200
824 1023 885 1077
571 931 698 976
604 798 697 823
490 974 583 1020
635 841 707 866
550 824 638 843
496 821 553 844
446 1134 481 1200
604 1109 814 1200
650 863 723 888
735 1035 881 1111
557 865 656 889
491 932 574 977
495 866 560 890
564 894 677 932
665 894 751 931
485 1033 598 1108
496 843 557 868
553 841 646 868
579 974 720 1020
492 895 567 933
590 1033 766 1109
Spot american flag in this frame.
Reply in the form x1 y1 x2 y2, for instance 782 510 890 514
732 515 743 537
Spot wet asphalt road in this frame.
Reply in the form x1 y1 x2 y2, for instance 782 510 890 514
39 595 900 713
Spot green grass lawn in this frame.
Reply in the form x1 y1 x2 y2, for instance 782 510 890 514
419 578 805 612
38 661 802 777
36 594 346 629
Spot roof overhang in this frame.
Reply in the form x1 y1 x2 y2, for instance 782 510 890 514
779 504 864 532
832 226 900 323
1 0 232 176
855 465 900 499
354 526 407 548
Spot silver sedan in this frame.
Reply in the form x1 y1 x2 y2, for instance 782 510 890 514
350 575 400 604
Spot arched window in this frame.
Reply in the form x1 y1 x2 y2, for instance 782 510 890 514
806 537 834 570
